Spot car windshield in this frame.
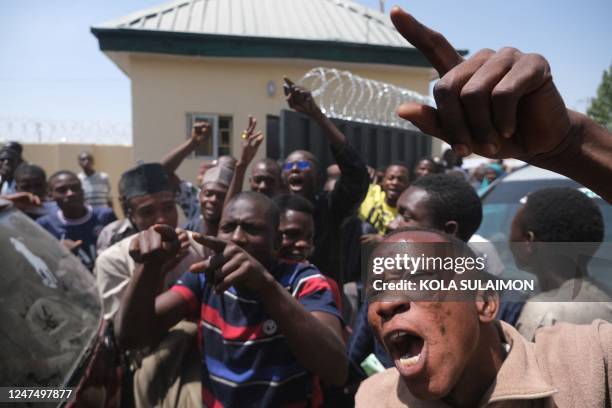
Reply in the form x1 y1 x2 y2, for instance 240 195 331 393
0 205 102 387
477 177 612 289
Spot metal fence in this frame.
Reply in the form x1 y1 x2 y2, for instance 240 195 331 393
275 109 431 175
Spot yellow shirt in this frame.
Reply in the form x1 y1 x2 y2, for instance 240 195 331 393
359 184 397 235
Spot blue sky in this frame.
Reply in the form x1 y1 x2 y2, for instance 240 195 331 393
0 0 610 126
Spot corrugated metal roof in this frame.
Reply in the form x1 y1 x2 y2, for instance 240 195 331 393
96 0 414 49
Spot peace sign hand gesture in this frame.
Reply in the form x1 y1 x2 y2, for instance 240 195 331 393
239 115 264 166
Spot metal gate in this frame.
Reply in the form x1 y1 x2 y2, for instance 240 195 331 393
268 109 431 176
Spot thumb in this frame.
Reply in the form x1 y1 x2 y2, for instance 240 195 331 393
397 103 448 143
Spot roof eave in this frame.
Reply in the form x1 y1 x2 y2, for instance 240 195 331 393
91 27 467 68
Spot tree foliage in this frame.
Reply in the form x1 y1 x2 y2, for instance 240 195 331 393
587 65 612 130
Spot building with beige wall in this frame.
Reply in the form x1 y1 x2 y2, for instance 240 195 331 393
92 0 452 185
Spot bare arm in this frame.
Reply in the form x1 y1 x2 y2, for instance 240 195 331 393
223 116 264 208
114 225 191 350
260 281 347 386
1 192 41 211
530 111 612 201
390 7 612 203
160 121 210 175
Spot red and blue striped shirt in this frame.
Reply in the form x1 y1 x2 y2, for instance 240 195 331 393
170 262 342 407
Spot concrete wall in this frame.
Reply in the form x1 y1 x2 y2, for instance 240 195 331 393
22 143 134 215
123 53 433 185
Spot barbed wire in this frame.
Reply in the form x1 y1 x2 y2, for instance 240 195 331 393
298 67 434 130
0 117 132 146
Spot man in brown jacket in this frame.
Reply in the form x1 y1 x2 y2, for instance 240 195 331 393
356 229 611 407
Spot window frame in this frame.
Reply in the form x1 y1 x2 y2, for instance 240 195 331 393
186 113 233 159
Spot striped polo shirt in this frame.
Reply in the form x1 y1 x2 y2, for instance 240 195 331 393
170 262 342 407
78 171 112 208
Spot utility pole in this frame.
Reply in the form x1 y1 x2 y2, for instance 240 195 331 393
379 0 385 13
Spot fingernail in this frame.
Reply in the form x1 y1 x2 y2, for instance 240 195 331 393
453 144 471 157
484 143 499 156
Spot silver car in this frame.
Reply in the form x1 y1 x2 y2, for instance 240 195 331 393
477 165 612 289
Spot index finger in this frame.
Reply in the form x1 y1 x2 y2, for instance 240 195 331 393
153 224 178 241
247 116 257 133
193 233 228 254
390 6 463 76
283 76 295 86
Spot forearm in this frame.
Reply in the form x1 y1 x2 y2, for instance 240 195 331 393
259 277 348 386
160 138 198 174
114 262 166 349
531 111 612 203
310 110 347 150
223 161 247 208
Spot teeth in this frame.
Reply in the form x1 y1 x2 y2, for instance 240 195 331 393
399 354 420 367
390 331 407 341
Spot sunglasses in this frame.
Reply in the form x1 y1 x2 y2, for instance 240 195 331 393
283 160 312 171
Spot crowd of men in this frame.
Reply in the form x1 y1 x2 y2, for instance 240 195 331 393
1 6 611 407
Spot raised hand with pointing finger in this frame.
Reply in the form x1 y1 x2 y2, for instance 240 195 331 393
392 7 570 160
282 76 369 283
128 224 190 271
114 193 348 392
284 77 322 119
189 234 272 294
391 6 612 202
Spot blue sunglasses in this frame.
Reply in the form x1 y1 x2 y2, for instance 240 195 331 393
283 160 312 171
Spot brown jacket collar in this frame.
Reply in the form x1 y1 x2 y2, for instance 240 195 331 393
481 321 557 404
